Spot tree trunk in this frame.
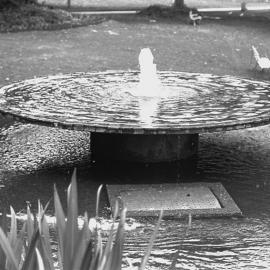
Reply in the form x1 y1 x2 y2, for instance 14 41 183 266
174 0 184 9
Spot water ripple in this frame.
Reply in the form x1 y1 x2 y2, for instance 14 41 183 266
1 71 270 133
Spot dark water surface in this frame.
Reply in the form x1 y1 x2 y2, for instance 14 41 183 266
0 121 270 269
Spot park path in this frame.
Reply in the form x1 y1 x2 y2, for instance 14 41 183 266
0 16 270 88
37 0 268 9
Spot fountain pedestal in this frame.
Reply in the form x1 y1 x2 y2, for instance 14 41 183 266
90 132 198 163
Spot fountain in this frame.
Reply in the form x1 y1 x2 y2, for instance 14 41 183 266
1 49 270 165
136 47 162 97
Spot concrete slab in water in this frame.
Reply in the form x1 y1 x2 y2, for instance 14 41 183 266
120 186 221 210
106 183 242 218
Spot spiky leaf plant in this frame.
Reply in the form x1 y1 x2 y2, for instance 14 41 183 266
0 168 163 270
53 168 92 270
0 205 45 270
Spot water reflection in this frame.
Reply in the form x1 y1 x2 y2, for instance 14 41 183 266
0 122 270 269
138 98 159 125
124 217 270 270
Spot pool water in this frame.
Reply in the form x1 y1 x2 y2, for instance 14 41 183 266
0 121 270 269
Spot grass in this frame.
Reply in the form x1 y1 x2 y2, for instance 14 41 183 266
0 168 163 270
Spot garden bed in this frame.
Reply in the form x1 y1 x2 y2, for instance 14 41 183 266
0 4 106 32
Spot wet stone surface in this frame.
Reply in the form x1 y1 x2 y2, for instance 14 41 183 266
107 183 243 217
1 71 270 134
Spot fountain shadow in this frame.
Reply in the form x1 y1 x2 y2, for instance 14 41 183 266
90 158 198 185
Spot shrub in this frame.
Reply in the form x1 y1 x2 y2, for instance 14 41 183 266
0 4 106 32
0 0 36 10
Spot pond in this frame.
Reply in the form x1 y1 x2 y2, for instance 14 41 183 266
0 120 269 269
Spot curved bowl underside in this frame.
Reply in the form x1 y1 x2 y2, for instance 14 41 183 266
1 71 270 134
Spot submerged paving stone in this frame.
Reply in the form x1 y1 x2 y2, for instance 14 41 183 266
107 182 242 218
119 186 221 210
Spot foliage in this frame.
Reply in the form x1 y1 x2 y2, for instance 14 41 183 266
0 169 163 270
138 4 190 20
0 3 105 32
0 0 36 10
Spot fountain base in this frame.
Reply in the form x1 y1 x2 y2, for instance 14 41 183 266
90 133 198 163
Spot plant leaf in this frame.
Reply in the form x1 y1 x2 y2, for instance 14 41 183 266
13 222 27 266
64 168 79 270
89 232 102 270
54 183 66 265
101 200 120 270
35 248 45 270
79 241 93 270
139 210 163 270
95 185 103 219
0 227 19 270
0 209 7 269
8 206 17 248
21 228 41 270
26 205 34 246
70 212 91 269
6 206 18 270
37 202 54 270
110 207 126 270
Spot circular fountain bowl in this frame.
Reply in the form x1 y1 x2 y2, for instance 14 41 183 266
1 71 270 163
